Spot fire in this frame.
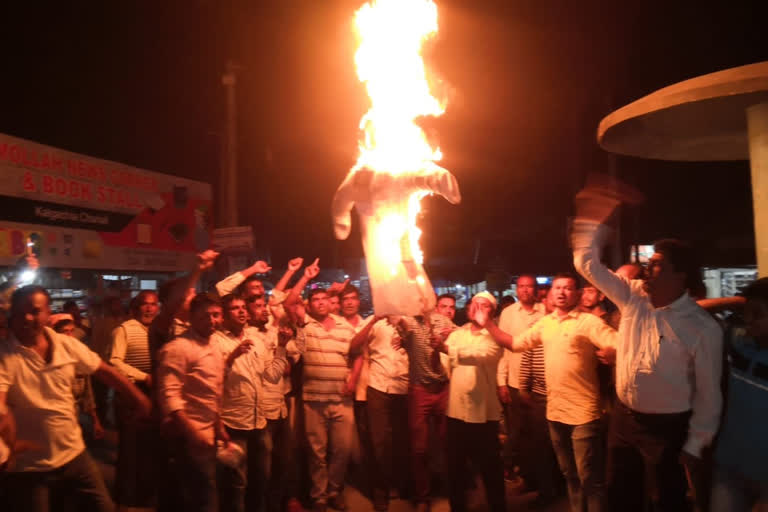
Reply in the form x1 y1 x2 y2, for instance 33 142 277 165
351 0 446 268
333 0 459 315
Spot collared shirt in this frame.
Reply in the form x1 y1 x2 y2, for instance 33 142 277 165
156 329 224 443
109 318 151 382
400 312 455 387
497 302 546 388
216 326 288 430
514 309 618 425
367 319 409 395
572 219 723 457
445 324 503 423
0 327 102 471
302 313 355 402
253 325 305 420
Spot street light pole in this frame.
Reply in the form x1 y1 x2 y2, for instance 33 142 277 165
220 60 239 227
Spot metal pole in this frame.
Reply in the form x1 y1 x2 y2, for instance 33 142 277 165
221 61 239 227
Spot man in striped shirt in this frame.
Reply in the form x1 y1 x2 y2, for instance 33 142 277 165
302 288 356 512
108 290 159 510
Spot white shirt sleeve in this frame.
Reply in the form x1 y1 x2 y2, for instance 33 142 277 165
61 335 102 375
447 329 503 366
496 350 508 386
108 325 149 382
581 314 619 350
156 341 188 416
215 271 246 297
572 219 632 309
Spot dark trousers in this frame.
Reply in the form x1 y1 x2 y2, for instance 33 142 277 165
408 382 448 503
446 417 506 512
115 389 157 507
367 386 410 505
520 392 560 502
501 386 522 469
264 417 300 512
607 400 692 512
353 399 375 497
3 450 113 512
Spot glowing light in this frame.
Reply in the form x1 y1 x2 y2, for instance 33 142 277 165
19 270 36 285
352 0 445 176
333 0 460 315
351 0 446 273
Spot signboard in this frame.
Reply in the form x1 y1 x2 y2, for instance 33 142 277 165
0 133 213 271
211 226 254 252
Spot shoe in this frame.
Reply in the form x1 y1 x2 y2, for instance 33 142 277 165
329 494 346 511
286 498 306 512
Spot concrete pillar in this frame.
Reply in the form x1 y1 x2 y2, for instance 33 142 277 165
747 102 768 277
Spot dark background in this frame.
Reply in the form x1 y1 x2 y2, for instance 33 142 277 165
2 0 766 280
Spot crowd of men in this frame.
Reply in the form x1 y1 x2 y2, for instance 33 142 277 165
0 187 767 512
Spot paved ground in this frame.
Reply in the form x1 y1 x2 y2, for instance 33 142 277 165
89 428 569 512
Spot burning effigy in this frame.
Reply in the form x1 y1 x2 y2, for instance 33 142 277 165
332 0 460 316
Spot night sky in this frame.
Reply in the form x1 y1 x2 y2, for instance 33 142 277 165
2 0 766 281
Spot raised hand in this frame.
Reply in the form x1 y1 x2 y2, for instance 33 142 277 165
471 302 490 327
304 258 320 280
287 257 304 272
197 250 220 273
328 278 351 296
250 261 272 274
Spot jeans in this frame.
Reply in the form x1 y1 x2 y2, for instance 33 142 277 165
606 400 691 512
304 400 355 504
408 382 448 503
446 417 506 512
367 386 409 506
520 392 559 502
548 419 605 512
710 465 768 511
3 450 114 512
174 440 218 512
218 427 266 512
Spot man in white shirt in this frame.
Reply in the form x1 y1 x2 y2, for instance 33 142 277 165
0 285 151 512
496 274 545 475
215 294 288 512
571 186 723 512
215 260 272 299
349 309 408 511
495 274 618 512
434 291 505 512
156 293 228 512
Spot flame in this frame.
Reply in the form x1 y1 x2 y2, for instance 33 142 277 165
351 0 446 269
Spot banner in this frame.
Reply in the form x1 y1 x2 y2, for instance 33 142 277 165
0 133 213 271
